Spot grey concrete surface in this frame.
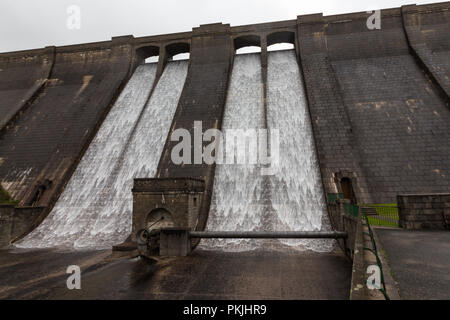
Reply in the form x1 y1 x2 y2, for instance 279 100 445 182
0 247 351 300
376 228 450 300
0 248 111 299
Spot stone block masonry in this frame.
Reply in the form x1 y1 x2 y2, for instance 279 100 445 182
398 193 450 230
327 8 450 203
131 178 205 241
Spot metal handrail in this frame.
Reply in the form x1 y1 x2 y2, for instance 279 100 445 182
190 231 348 239
362 213 390 300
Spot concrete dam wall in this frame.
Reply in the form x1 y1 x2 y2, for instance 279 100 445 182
0 2 449 248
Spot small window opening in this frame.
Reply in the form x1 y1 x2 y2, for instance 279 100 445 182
340 177 355 204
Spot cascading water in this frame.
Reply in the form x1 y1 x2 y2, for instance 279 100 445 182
266 50 333 252
200 53 265 251
17 60 188 249
201 50 333 252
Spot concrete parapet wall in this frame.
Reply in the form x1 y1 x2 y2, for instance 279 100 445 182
350 216 400 300
398 193 450 229
327 199 357 259
349 216 368 299
0 205 44 247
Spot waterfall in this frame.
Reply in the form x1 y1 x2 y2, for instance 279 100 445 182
17 60 188 249
266 50 333 252
201 50 333 252
200 53 265 251
16 50 330 252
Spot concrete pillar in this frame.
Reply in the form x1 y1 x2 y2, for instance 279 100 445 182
111 35 135 79
260 35 268 130
0 205 14 248
156 45 168 80
159 228 191 256
296 14 372 204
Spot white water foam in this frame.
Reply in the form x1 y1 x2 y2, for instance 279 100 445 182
200 53 265 251
17 61 188 249
201 50 333 252
266 50 333 252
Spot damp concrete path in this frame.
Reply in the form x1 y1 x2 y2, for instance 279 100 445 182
376 228 450 300
0 248 113 299
0 247 351 300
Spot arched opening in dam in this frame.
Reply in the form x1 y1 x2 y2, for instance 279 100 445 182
234 35 261 55
136 45 160 64
166 42 191 61
267 31 296 52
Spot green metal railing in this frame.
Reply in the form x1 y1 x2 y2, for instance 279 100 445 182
327 193 359 218
0 186 19 205
327 194 391 299
344 203 359 218
362 212 390 300
327 193 343 204
362 204 399 227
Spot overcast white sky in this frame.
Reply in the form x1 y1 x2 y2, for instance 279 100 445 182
0 0 439 53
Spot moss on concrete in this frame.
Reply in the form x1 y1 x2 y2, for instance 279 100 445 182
0 186 18 205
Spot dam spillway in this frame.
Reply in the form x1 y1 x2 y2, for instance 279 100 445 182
17 60 188 249
200 53 265 251
200 50 332 252
265 50 332 252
